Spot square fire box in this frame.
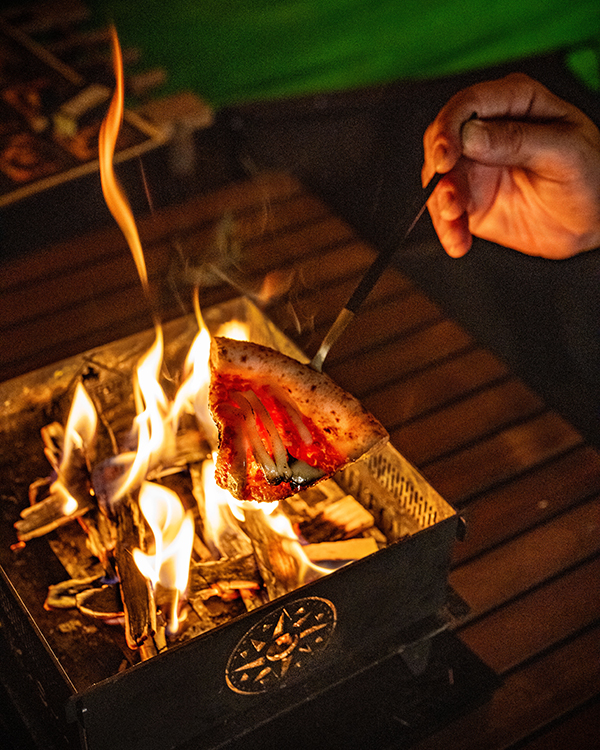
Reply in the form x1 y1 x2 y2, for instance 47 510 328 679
0 297 458 750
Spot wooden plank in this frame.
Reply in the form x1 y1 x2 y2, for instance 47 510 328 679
1 192 335 329
316 290 445 365
0 207 367 383
518 696 600 750
243 214 357 272
452 444 600 565
0 277 235 383
458 555 600 673
386 377 545 464
342 347 509 419
0 235 372 382
326 317 473 397
449 496 600 619
423 412 583 504
414 624 600 750
0 172 305 293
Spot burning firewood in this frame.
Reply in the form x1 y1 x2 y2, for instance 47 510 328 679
113 494 158 653
15 488 96 541
299 494 375 543
76 510 117 571
189 552 261 590
241 507 330 599
188 552 264 611
302 537 379 563
15 394 98 542
190 461 254 560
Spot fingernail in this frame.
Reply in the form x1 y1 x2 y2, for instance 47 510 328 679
461 119 488 155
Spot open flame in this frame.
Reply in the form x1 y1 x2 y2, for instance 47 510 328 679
133 481 195 635
198 454 254 559
29 25 353 655
257 507 332 585
215 320 250 341
109 326 174 502
51 382 97 515
99 25 150 301
170 317 216 448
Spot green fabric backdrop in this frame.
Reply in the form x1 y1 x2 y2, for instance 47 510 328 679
89 1 600 107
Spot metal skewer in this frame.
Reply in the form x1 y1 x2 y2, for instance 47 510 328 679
310 171 443 371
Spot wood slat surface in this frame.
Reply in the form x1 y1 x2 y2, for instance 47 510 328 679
2 171 599 749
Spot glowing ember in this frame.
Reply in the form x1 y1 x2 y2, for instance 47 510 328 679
62 495 79 516
133 481 195 635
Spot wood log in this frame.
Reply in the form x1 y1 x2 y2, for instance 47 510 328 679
14 488 96 541
242 508 324 600
15 420 97 542
181 596 249 641
114 495 158 651
190 462 254 559
302 537 378 563
299 494 375 543
189 553 260 592
76 509 117 571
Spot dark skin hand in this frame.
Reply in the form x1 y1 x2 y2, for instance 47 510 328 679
422 73 600 259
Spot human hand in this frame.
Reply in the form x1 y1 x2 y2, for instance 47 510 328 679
422 73 600 259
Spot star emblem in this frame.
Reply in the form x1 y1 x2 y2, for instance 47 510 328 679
226 597 337 694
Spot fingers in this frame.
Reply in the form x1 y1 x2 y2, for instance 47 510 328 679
461 117 600 183
427 172 473 258
422 73 572 182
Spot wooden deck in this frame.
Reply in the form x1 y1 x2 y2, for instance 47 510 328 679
1 172 599 748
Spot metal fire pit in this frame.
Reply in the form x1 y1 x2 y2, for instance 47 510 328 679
0 298 458 750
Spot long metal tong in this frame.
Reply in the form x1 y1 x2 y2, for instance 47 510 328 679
310 172 442 371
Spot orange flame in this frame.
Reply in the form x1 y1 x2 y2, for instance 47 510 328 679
52 382 97 514
133 481 195 634
199 454 253 558
259 509 332 584
99 24 150 301
98 25 173 503
170 322 217 447
111 327 173 501
215 320 250 341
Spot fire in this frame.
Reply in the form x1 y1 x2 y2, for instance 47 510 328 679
57 382 97 469
96 28 196 634
215 320 250 341
110 326 173 502
99 25 150 301
133 481 195 635
259 508 332 585
37 23 336 652
198 454 253 559
51 382 97 514
170 322 217 448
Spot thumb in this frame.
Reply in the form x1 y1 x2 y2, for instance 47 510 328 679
461 117 564 172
